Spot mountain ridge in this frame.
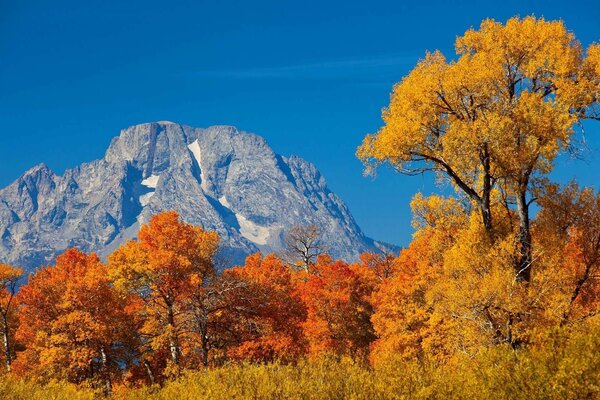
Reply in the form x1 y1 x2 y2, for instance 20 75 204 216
0 121 398 271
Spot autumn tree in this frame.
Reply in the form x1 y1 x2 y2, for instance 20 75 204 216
0 264 22 371
225 253 307 362
356 252 398 281
297 259 376 359
14 249 135 394
172 253 308 367
372 187 597 360
182 272 252 367
284 224 327 272
535 182 600 323
358 17 600 281
371 195 467 363
108 211 219 378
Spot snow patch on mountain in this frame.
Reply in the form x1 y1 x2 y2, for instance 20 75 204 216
139 174 160 206
218 195 231 208
187 140 208 192
235 213 271 245
141 174 160 188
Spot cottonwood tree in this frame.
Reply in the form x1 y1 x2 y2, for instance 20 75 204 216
284 224 328 272
183 253 307 367
358 17 600 281
226 253 307 362
184 273 251 367
370 195 466 362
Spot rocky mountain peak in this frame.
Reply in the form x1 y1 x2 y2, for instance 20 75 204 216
0 122 398 271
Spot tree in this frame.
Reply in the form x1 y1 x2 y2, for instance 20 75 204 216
370 195 466 363
183 272 251 367
536 182 600 323
14 249 135 395
297 259 376 359
225 253 307 362
0 264 22 371
355 252 398 281
371 234 440 363
108 211 219 377
284 224 327 272
358 17 600 281
175 253 308 367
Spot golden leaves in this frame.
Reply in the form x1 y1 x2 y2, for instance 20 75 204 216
358 16 599 214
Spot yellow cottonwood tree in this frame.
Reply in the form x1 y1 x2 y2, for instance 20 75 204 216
358 17 600 281
371 194 467 363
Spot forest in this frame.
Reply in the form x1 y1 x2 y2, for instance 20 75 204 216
0 16 599 399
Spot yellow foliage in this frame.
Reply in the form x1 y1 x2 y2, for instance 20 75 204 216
0 377 95 400
112 326 597 399
357 16 600 248
3 330 598 400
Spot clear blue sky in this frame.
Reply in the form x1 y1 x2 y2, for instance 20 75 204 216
1 0 599 246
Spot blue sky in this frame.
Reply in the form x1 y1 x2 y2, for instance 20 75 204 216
1 0 599 247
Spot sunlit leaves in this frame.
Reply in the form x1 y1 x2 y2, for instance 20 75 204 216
108 211 219 377
13 249 134 392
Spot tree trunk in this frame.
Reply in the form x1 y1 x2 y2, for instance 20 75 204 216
2 314 11 372
100 346 112 397
480 145 493 233
144 360 156 385
201 335 209 367
197 309 210 367
166 302 180 365
515 188 532 282
303 254 310 272
481 182 492 232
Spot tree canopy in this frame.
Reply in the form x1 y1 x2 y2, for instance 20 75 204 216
358 16 600 281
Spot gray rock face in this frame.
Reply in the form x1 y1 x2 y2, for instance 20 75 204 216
0 122 397 271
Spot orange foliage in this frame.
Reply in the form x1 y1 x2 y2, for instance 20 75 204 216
356 252 398 280
108 211 219 379
297 259 376 359
13 249 134 393
225 253 307 362
536 182 600 322
370 232 445 363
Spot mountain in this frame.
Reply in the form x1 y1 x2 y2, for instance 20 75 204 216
0 122 397 271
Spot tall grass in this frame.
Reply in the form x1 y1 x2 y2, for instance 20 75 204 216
118 328 598 400
1 327 597 400
0 377 95 400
